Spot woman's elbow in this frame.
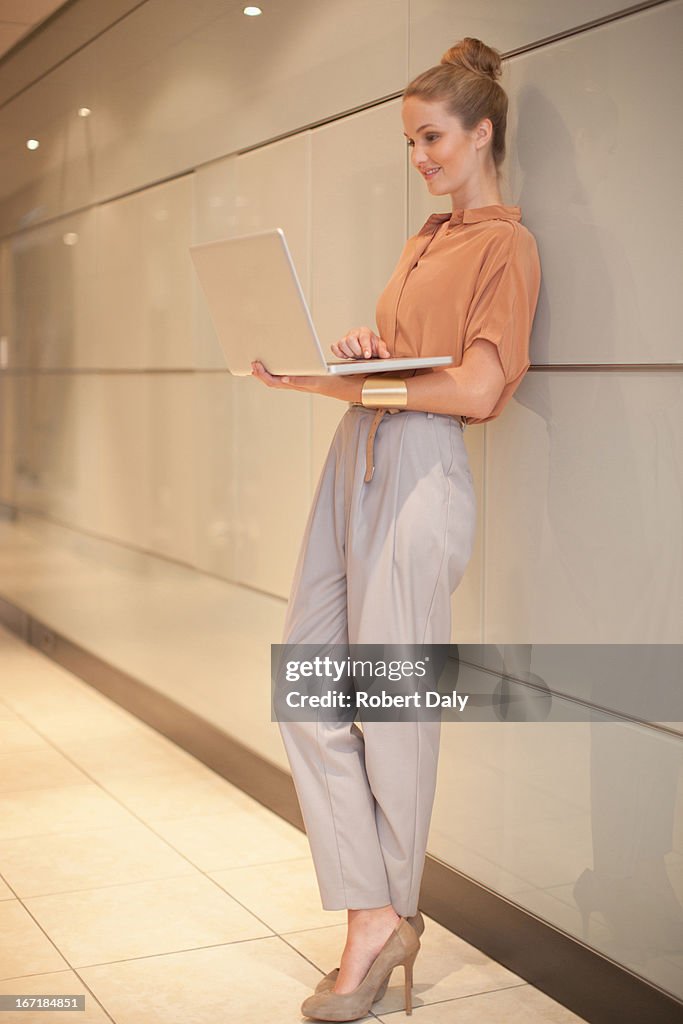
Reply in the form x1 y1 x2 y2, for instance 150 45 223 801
475 382 504 419
455 378 503 420
455 340 506 419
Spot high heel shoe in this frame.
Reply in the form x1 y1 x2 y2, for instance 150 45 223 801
314 911 425 1001
573 864 683 959
301 916 420 1021
573 868 597 942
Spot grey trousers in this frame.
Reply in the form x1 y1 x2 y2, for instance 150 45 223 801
278 404 477 916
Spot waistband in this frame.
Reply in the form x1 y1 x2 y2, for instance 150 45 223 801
348 404 466 483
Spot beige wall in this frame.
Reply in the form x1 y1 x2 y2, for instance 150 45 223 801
0 0 681 998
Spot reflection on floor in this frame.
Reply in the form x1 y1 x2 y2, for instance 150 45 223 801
0 624 588 1022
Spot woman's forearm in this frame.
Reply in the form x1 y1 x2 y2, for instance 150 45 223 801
401 367 491 419
313 374 366 404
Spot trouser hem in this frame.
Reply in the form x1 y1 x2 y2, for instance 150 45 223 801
320 886 394 911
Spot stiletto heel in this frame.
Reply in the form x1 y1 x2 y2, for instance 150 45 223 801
573 868 594 940
572 862 683 961
404 951 418 1015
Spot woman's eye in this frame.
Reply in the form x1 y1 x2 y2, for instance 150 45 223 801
405 135 439 147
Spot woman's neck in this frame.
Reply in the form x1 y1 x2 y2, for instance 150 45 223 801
449 179 503 211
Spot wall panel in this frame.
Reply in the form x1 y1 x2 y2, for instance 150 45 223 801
484 369 683 642
409 0 662 74
95 175 194 369
0 42 98 234
504 0 683 365
191 155 239 579
0 0 143 104
7 208 96 370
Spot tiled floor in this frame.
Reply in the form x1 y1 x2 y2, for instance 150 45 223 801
0 624 589 1023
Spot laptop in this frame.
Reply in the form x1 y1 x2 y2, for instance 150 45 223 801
188 228 454 376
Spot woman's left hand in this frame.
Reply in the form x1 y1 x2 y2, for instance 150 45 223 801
249 358 352 393
250 360 325 391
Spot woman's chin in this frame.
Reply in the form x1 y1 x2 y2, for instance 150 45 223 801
426 176 444 192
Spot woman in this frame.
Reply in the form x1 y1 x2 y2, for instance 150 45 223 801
252 36 541 1022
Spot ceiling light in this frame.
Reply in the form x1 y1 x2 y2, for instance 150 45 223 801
26 139 39 150
78 107 91 117
243 6 262 15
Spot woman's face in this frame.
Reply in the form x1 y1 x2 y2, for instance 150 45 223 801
402 96 488 197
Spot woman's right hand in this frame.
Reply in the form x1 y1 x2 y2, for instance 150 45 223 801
331 326 391 360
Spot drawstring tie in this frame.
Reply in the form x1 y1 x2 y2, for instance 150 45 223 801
364 408 400 483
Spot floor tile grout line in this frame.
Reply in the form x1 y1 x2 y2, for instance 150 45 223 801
0 852 117 1023
0 969 75 982
0 783 305 838
2 931 296 976
277 922 354 937
3 974 118 1024
0 886 118 1024
4 870 236 904
374 980 542 1020
275 932 338 980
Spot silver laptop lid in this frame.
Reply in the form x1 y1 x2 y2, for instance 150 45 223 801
189 229 328 376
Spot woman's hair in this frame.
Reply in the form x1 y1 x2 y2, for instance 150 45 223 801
403 37 508 175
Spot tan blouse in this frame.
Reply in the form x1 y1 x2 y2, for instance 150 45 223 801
374 204 542 425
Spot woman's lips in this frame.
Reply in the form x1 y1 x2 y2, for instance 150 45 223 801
422 168 441 179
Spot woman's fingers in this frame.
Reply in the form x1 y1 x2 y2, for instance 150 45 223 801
331 328 390 360
333 337 360 358
341 333 364 358
251 362 324 394
357 327 376 358
251 360 288 386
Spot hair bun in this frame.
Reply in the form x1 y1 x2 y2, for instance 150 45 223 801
440 37 502 81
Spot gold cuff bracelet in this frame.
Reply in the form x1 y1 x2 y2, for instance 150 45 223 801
360 376 408 409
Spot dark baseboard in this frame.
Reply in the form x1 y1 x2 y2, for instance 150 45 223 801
1 599 681 1024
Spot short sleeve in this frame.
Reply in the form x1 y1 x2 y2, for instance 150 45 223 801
462 225 541 385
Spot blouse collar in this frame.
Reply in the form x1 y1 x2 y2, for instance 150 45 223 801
419 204 522 234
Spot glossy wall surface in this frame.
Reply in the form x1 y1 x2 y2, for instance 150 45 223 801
0 0 681 1001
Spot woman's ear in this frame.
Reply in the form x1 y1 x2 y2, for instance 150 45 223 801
474 117 493 149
